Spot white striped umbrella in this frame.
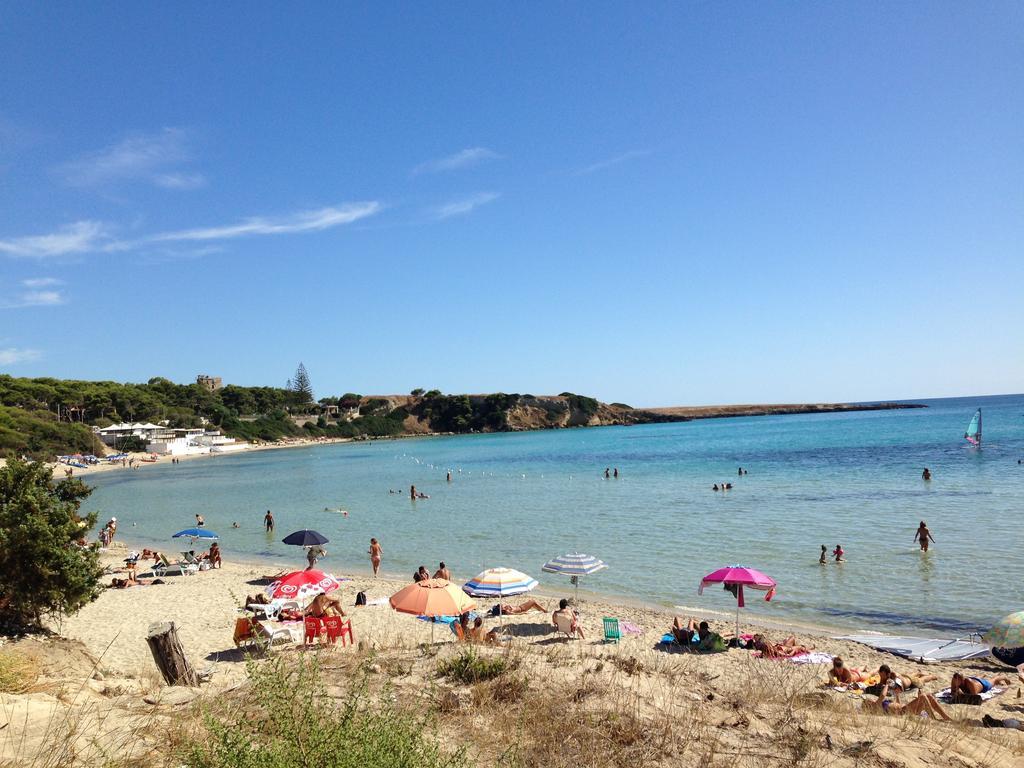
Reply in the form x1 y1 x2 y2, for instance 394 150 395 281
463 567 539 598
542 552 607 603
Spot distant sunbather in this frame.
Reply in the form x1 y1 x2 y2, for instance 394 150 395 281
751 633 814 658
489 599 546 616
828 657 868 684
470 616 500 644
672 617 726 652
863 689 951 720
950 672 1011 699
305 593 345 618
876 664 938 692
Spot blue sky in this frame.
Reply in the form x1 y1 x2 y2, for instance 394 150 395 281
2 3 1021 406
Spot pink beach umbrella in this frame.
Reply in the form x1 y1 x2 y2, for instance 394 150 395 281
697 565 777 641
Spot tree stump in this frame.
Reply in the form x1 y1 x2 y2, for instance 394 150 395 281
146 621 199 686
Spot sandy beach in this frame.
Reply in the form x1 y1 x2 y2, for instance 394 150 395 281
19 550 1016 766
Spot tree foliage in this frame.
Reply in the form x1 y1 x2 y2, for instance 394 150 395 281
290 363 314 406
0 458 103 627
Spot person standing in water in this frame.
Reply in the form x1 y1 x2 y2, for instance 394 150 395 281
410 484 417 500
832 544 845 562
264 510 274 532
613 467 619 478
914 521 935 552
922 467 931 481
604 467 610 478
446 471 451 482
819 545 827 564
369 538 382 576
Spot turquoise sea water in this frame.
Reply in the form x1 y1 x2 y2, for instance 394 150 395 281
84 394 1024 635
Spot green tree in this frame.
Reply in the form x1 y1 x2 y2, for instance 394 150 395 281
0 458 103 627
290 363 314 406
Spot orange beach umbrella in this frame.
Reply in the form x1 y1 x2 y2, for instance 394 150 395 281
389 578 476 617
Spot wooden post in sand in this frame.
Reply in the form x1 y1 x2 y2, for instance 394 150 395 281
146 621 199 686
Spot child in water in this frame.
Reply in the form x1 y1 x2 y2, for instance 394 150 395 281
819 545 827 564
832 544 845 563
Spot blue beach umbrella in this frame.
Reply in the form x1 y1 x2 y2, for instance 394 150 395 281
282 529 330 547
542 552 607 603
172 528 219 540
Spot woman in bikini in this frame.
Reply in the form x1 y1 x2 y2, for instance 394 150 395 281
368 538 382 577
950 672 1012 698
751 633 814 658
828 657 868 684
863 683 951 721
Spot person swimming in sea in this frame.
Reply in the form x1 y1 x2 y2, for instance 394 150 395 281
832 544 845 562
913 520 935 552
712 484 719 491
819 545 827 564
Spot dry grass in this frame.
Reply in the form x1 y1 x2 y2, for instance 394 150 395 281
0 647 41 694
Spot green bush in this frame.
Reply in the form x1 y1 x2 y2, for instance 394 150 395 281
436 648 516 684
186 656 466 768
0 406 102 461
0 458 103 627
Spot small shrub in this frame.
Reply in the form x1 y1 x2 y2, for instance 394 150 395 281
185 655 466 768
436 648 515 684
472 674 529 705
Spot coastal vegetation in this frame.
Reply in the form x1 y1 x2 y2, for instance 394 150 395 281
0 458 103 627
0 373 654 459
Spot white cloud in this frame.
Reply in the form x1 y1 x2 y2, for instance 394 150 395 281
414 147 502 175
146 202 382 243
0 221 107 258
55 128 203 189
0 202 382 259
153 172 206 190
574 149 651 175
0 347 41 364
433 192 500 220
22 277 62 288
0 289 66 309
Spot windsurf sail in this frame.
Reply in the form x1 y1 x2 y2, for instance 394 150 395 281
964 408 982 446
837 634 990 663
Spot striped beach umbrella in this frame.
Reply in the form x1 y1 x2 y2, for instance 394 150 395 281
542 552 607 603
463 567 539 598
985 611 1024 650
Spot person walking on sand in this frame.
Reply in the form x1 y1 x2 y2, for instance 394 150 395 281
832 544 845 563
819 545 827 564
264 510 274 532
369 538 382 576
914 521 935 552
306 545 326 569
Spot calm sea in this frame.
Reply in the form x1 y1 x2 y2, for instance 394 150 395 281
84 394 1024 635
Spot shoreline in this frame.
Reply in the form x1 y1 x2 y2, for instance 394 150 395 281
97 539 937 642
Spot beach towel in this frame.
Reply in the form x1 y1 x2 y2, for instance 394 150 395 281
936 686 1005 704
619 621 643 635
366 598 388 606
785 652 834 665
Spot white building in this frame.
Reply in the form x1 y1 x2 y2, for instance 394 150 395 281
96 422 170 447
147 429 249 456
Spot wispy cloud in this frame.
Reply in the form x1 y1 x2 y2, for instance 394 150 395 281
145 202 382 243
432 192 500 220
574 149 651 176
0 347 41 364
55 128 206 189
0 202 382 259
413 147 502 175
0 221 108 258
153 172 206 190
0 287 66 309
21 277 62 288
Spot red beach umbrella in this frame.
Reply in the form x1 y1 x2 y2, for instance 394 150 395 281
697 565 777 641
265 569 342 602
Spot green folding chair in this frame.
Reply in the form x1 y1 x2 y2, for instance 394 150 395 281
602 617 621 644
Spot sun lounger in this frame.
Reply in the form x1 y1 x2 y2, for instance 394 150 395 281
602 617 621 644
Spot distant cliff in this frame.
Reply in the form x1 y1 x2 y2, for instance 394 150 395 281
354 392 685 434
